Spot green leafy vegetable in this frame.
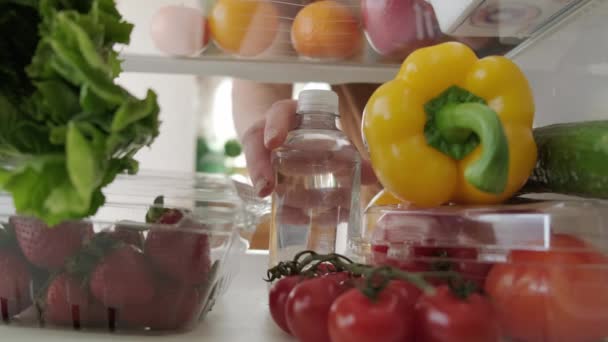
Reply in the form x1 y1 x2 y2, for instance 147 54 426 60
0 0 160 226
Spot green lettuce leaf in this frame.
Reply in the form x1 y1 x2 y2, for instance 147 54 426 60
0 0 160 226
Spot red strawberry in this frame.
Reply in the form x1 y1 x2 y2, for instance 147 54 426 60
10 216 93 270
157 209 183 225
145 196 184 225
89 244 156 308
44 274 106 328
121 279 201 330
145 214 211 286
105 221 144 249
0 249 31 319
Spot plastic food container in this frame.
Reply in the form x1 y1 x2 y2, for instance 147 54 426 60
350 199 608 342
0 171 266 334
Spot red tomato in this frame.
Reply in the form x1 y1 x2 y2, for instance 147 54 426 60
414 246 492 288
285 275 348 342
315 262 337 275
311 270 351 285
385 279 422 309
485 234 608 342
370 215 494 289
328 285 415 342
268 276 302 334
415 285 500 342
374 244 491 288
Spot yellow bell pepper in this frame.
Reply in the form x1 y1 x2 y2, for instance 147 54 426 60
362 42 537 207
367 189 401 209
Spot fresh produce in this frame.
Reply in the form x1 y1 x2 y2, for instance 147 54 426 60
88 243 156 308
385 279 422 310
268 247 608 342
0 0 160 226
106 222 144 249
209 0 279 57
43 273 106 327
368 210 495 289
269 276 303 334
0 249 31 318
361 0 442 58
424 247 492 288
266 251 436 341
285 274 350 342
291 0 362 60
66 233 156 308
0 196 215 330
366 189 402 209
415 284 499 342
524 120 608 199
362 41 537 207
380 245 492 289
144 197 211 286
150 5 210 57
424 246 488 287
328 281 416 342
10 216 92 270
0 228 31 318
485 234 608 342
121 279 201 330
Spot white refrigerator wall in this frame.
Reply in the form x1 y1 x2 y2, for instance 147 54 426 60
514 2 608 127
116 0 201 173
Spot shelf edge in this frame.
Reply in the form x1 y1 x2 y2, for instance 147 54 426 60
121 54 400 85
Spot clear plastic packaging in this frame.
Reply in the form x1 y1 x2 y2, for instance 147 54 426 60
350 199 608 342
0 171 265 334
269 90 361 266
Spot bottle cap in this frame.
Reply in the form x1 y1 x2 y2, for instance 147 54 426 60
297 90 339 116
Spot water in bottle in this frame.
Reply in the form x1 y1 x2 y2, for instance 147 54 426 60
269 90 361 266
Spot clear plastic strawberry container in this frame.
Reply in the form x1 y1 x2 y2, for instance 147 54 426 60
0 171 267 334
349 198 608 342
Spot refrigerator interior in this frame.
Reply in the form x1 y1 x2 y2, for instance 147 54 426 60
115 0 607 174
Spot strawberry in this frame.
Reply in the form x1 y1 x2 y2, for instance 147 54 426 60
121 278 201 330
0 248 31 320
105 221 144 249
145 196 184 225
145 213 211 286
156 209 184 225
10 216 93 270
44 274 106 328
89 243 156 308
144 197 210 285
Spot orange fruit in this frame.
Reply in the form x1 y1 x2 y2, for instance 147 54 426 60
209 0 279 57
291 0 362 59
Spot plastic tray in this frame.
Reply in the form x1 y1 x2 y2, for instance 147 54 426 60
0 171 265 334
349 199 608 342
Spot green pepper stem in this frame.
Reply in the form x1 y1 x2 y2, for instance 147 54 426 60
436 102 509 194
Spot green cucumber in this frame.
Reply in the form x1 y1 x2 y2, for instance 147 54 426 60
522 120 608 199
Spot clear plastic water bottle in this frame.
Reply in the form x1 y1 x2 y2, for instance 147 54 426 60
269 90 361 266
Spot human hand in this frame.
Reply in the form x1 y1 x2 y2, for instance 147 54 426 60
241 99 378 198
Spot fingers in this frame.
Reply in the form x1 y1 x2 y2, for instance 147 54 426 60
264 99 298 149
242 120 274 197
243 97 378 198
